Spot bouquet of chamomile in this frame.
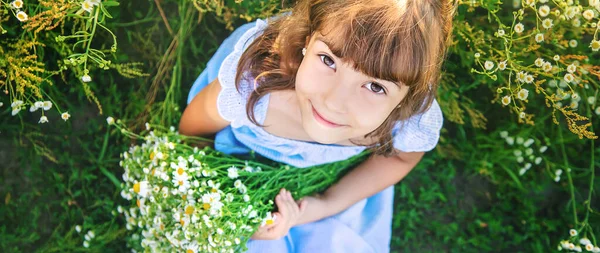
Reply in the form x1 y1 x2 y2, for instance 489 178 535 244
110 118 368 253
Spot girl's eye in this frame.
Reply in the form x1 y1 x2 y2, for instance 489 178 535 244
365 82 386 95
319 55 336 69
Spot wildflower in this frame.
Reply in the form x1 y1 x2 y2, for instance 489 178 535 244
29 104 39 112
583 10 595 20
133 181 150 198
87 230 95 239
497 29 505 36
564 73 574 83
11 0 23 9
539 5 550 17
539 146 548 153
535 33 544 43
575 245 582 252
540 63 552 73
227 166 239 179
524 74 534 83
75 225 82 233
588 97 596 105
60 112 71 121
514 150 523 157
474 53 480 58
523 138 534 147
517 89 529 100
260 212 277 227
554 176 560 182
82 0 95 13
514 23 525 33
553 55 560 61
498 60 507 70
591 40 600 51
517 71 526 82
145 123 151 131
586 244 594 251
83 241 90 248
243 194 250 202
39 116 49 124
81 74 92 82
484 61 494 70
506 137 515 145
535 58 544 67
106 116 115 125
15 11 27 22
42 101 52 111
572 93 580 102
542 18 553 29
595 106 600 115
567 64 577 73
500 131 509 138
570 229 578 236
580 238 591 246
569 40 578 48
535 157 542 164
519 168 527 175
519 112 526 119
501 95 511 106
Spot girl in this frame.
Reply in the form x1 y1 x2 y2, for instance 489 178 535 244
179 0 454 252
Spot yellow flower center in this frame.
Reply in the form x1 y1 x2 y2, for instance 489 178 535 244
266 219 274 225
178 181 184 186
149 152 155 160
151 169 155 176
187 250 194 253
177 168 184 175
180 219 185 226
185 206 195 215
160 224 164 230
592 41 600 50
211 188 217 193
182 195 187 200
203 203 211 210
15 2 22 8
17 13 26 20
133 182 140 193
136 199 140 207
83 2 92 9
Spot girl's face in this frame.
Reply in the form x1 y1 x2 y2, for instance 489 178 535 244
295 33 410 145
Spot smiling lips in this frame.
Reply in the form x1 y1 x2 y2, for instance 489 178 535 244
311 104 344 128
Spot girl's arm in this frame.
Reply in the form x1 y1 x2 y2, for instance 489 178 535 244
179 78 230 136
295 151 425 225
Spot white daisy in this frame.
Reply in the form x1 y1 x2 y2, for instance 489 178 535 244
227 166 239 179
133 181 150 198
82 0 94 12
517 89 529 100
484 60 494 70
569 39 578 48
535 33 544 43
534 58 544 67
81 74 92 82
570 229 578 236
591 40 600 51
15 11 27 22
564 73 574 83
498 60 507 70
11 0 23 9
542 18 553 29
106 116 115 125
567 64 577 73
514 23 525 33
583 9 595 20
542 62 552 72
502 95 511 106
42 101 52 111
538 5 550 17
61 112 71 121
39 116 49 124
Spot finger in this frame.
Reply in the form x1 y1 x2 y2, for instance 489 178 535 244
282 190 299 218
298 199 308 213
259 212 280 231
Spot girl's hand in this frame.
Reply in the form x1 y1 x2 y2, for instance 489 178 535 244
251 188 308 240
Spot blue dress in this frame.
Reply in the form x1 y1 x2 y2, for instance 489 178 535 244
187 18 443 253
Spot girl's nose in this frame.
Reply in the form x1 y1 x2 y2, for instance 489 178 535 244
322 81 351 114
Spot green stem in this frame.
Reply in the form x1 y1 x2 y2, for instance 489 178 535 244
558 126 578 225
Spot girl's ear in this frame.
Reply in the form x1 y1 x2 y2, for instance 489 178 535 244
305 36 311 48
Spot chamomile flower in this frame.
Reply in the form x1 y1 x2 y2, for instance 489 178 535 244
83 241 90 248
517 71 526 82
569 39 578 48
42 101 52 111
498 60 507 70
542 62 552 72
553 55 560 61
564 73 574 83
502 95 511 106
514 23 525 33
227 166 239 179
539 5 550 17
524 74 534 83
133 181 150 198
484 61 494 70
588 97 596 105
539 146 548 153
542 18 553 29
81 74 92 82
11 0 23 9
535 58 545 67
517 89 529 100
586 244 594 251
519 112 526 119
75 225 82 233
106 116 115 125
580 238 591 246
497 29 505 36
61 112 70 121
567 64 577 73
82 0 95 12
15 11 27 22
39 116 49 124
260 212 277 227
583 9 596 20
535 157 543 164
570 229 578 236
535 33 544 43
591 40 600 51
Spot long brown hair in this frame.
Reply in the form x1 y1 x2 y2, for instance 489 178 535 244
236 0 456 155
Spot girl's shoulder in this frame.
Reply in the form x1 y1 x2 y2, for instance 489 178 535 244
392 99 443 153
